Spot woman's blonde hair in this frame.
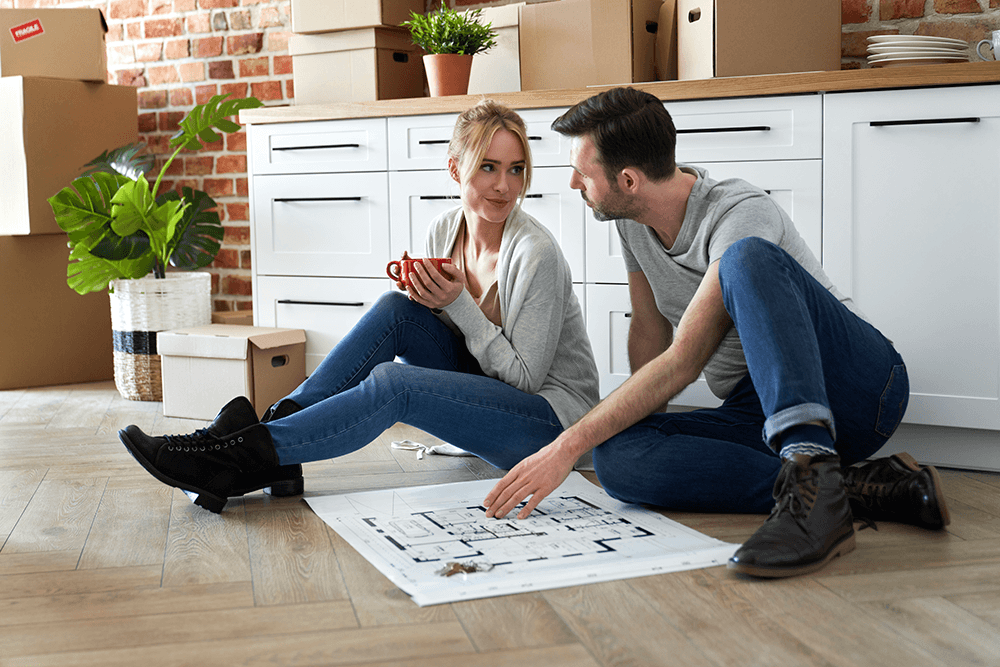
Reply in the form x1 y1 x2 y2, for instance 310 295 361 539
448 99 533 201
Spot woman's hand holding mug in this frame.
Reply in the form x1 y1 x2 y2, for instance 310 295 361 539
386 255 463 309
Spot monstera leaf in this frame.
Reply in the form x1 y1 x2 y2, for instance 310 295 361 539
161 187 223 271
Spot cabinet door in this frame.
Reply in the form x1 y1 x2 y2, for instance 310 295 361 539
387 107 571 171
824 86 1000 430
256 276 388 375
389 167 586 281
248 118 388 175
585 159 822 284
253 172 390 278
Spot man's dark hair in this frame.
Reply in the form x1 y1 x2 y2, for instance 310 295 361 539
551 87 677 183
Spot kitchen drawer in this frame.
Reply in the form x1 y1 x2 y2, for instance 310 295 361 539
255 276 389 375
248 117 388 175
388 167 586 281
253 172 390 278
586 283 720 407
387 107 571 171
585 158 822 283
667 94 822 163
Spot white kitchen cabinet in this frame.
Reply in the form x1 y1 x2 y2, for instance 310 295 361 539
249 117 388 175
824 85 1000 432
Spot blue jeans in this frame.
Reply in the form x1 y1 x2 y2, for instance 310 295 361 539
266 291 564 469
593 237 908 513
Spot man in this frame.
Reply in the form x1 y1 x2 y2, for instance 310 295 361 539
483 87 949 578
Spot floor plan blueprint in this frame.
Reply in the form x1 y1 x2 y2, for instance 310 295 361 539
306 473 739 606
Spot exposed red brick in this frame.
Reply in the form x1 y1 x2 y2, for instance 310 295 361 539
210 273 221 294
165 39 189 59
108 44 135 66
226 131 247 152
251 80 283 101
115 68 147 87
138 89 169 108
209 60 236 79
273 54 292 75
184 156 215 175
136 112 156 133
195 84 219 104
934 0 982 12
880 0 924 19
226 203 250 222
843 29 894 58
158 111 184 132
267 31 290 52
842 0 871 23
224 225 250 245
239 56 269 77
216 155 247 173
150 0 172 15
193 36 224 58
213 248 240 269
228 33 264 56
186 12 211 33
169 87 193 106
230 10 252 31
106 24 125 42
235 177 248 198
145 18 183 38
108 0 148 20
221 275 252 296
174 0 196 10
285 79 294 99
259 6 284 28
203 178 234 198
147 64 180 85
201 0 238 7
220 82 249 99
916 17 993 41
179 62 205 82
240 250 252 270
127 22 144 40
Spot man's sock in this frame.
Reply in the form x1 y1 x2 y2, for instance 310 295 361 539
777 424 837 460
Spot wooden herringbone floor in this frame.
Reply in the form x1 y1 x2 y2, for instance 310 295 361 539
1 380 999 666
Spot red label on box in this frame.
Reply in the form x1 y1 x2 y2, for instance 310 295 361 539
10 19 44 44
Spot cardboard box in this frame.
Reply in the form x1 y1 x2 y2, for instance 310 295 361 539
677 0 840 80
519 0 663 91
158 325 306 421
291 0 424 33
212 310 254 326
0 233 113 390
1 8 108 82
290 27 425 105
0 77 138 236
655 0 678 81
468 3 522 95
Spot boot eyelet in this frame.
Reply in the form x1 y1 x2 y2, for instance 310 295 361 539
183 447 190 452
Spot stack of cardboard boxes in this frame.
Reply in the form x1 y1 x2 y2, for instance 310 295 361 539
0 8 138 390
288 0 427 105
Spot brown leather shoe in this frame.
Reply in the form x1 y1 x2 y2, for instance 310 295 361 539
843 452 950 529
728 454 855 578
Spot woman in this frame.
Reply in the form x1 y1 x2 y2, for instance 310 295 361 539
119 100 600 513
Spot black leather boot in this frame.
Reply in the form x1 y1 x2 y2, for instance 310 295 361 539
234 398 306 501
843 452 950 529
728 454 855 578
119 398 281 514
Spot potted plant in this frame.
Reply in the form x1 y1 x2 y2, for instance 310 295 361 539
402 3 497 97
47 93 263 401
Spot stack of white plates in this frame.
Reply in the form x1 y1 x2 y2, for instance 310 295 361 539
867 35 970 67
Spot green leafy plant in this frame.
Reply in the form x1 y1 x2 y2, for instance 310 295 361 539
401 4 497 56
48 94 264 295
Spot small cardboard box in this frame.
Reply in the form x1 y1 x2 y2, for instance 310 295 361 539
290 27 425 105
0 77 138 236
519 0 663 91
0 233 113 390
291 0 424 33
158 325 306 421
468 3 522 95
1 8 108 82
677 0 840 80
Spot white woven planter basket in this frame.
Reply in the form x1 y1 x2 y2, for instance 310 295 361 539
109 272 211 401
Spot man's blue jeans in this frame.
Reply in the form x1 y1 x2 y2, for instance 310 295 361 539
593 237 909 513
265 291 564 469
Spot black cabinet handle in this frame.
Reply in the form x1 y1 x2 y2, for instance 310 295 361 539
870 117 980 128
677 126 771 134
418 139 450 145
419 195 461 200
274 197 363 203
278 300 365 307
272 143 360 151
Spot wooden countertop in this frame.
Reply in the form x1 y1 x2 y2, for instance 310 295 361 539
240 61 1000 124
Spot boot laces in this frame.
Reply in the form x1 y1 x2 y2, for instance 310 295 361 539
164 428 242 453
770 463 819 530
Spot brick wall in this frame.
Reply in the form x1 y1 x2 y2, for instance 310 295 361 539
3 0 999 314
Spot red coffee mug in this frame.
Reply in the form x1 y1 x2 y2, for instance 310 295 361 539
386 257 453 286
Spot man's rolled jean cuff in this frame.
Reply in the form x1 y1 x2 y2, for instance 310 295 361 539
763 402 836 453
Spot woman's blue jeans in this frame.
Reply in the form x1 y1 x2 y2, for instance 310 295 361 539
593 237 909 514
266 291 564 469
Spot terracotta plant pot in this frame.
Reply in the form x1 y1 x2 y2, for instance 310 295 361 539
423 53 474 97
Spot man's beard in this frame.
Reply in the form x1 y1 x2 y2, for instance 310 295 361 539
584 185 642 222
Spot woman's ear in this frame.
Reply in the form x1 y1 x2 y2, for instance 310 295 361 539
448 157 461 184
